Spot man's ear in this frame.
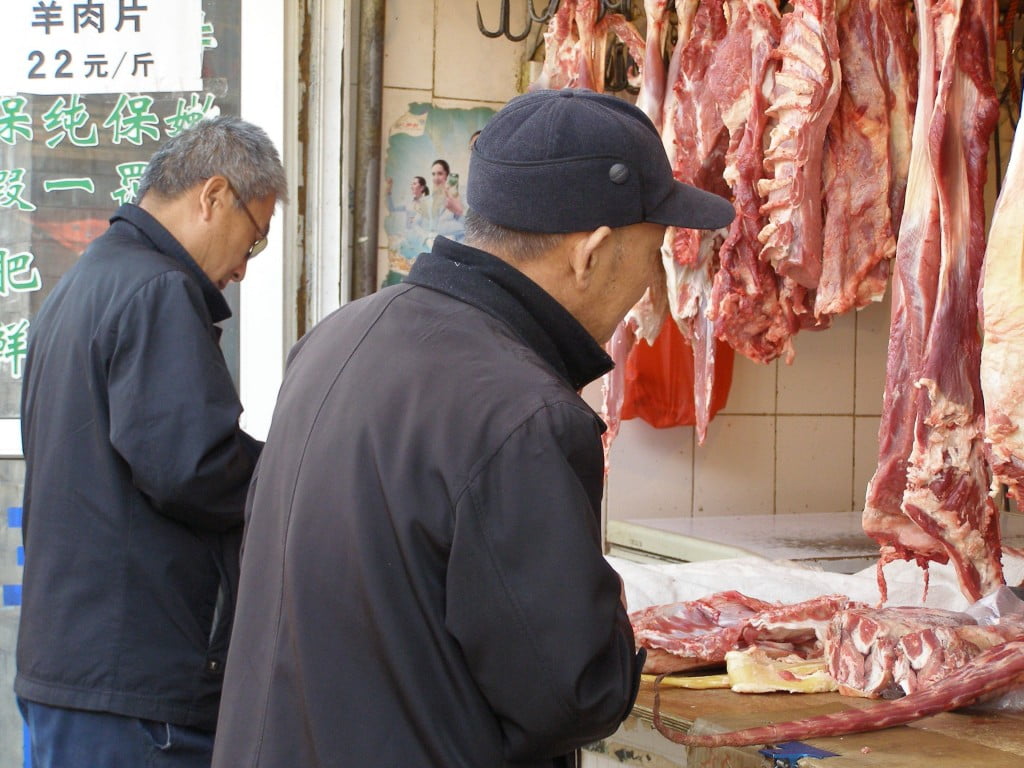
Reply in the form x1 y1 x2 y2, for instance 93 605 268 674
198 175 230 222
569 226 613 290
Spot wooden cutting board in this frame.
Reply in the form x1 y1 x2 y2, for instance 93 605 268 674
631 681 1024 767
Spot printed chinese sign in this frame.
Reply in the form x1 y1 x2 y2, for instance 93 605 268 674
381 103 494 287
0 1 203 96
0 0 238 411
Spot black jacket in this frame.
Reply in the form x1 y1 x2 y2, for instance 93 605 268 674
213 237 644 768
16 204 262 730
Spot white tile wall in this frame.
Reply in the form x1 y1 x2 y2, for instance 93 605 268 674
383 1 435 91
776 415 854 514
602 300 892 518
778 312 856 415
380 0 900 521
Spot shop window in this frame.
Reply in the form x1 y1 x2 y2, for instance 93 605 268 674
0 0 242 419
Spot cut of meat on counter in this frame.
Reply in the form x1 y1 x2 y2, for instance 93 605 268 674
825 605 1024 698
649 599 1024 748
653 639 1024 747
631 590 858 674
863 0 1002 605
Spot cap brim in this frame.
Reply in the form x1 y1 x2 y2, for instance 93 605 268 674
648 181 735 231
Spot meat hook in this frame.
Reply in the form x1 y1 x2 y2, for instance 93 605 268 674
529 0 561 23
598 0 634 21
604 39 638 93
477 0 533 42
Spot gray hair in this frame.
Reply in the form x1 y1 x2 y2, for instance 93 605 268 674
135 115 288 205
463 208 565 263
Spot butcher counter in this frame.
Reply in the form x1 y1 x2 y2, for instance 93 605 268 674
583 680 1024 767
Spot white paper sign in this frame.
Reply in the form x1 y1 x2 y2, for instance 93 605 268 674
0 1 203 96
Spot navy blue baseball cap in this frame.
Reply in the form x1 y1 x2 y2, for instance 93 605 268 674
467 88 735 234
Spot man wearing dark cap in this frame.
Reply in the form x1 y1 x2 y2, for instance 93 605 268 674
212 89 733 768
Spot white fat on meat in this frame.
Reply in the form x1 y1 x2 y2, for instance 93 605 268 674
981 81 1024 506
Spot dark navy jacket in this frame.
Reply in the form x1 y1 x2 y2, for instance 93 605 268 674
16 204 262 730
213 236 644 767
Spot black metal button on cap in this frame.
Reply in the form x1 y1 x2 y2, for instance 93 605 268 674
609 163 630 184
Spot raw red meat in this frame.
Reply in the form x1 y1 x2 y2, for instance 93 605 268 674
824 605 1024 699
632 592 856 674
757 0 842 291
815 0 916 317
708 0 801 367
863 0 1002 604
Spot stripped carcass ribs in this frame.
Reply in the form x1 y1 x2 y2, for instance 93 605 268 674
825 605 1024 698
708 0 800 369
632 591 855 674
757 0 841 292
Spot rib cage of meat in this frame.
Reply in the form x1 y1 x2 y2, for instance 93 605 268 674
864 0 1002 604
643 595 1024 747
824 605 1024 698
632 591 857 674
757 0 842 292
708 0 800 367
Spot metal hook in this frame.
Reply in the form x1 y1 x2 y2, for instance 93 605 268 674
598 0 632 22
604 39 633 92
529 0 561 23
477 0 532 42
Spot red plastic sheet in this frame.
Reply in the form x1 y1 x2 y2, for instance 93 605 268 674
620 318 734 429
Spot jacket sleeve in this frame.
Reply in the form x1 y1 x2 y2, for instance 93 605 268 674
107 271 262 532
445 400 644 762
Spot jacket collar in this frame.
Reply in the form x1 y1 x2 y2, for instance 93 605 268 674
109 203 232 324
404 237 613 390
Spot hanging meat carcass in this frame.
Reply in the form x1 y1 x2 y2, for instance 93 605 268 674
864 0 1002 605
981 81 1024 506
707 0 801 368
531 0 644 92
757 0 842 296
815 0 916 317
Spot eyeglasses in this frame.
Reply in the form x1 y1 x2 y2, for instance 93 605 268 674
226 180 269 258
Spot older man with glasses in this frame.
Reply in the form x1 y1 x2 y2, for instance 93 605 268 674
15 115 287 768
